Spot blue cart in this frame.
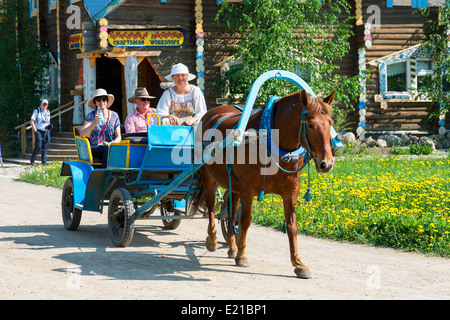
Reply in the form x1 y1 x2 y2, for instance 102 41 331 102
60 70 343 247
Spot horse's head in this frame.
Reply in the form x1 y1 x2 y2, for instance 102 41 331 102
300 89 335 174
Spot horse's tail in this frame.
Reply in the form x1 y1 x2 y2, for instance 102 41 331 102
189 169 207 216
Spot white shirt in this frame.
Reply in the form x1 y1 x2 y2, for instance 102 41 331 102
31 107 51 131
156 86 207 119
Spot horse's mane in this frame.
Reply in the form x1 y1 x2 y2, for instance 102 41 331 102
278 92 332 116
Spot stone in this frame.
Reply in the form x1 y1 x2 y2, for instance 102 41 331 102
343 132 356 145
376 139 387 147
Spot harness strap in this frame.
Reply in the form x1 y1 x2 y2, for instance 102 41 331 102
259 96 307 160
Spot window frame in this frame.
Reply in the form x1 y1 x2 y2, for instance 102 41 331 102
385 60 410 96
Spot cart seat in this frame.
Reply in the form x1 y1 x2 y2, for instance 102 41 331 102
122 132 148 144
73 126 103 165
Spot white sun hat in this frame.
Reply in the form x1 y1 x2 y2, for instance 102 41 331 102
165 63 196 82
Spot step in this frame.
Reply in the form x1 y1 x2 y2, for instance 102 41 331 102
53 131 75 138
49 143 76 150
24 131 78 161
47 148 78 156
25 153 78 162
51 136 75 144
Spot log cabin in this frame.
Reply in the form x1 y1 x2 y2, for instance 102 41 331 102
29 0 447 140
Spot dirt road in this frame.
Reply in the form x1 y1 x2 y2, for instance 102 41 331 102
0 163 449 300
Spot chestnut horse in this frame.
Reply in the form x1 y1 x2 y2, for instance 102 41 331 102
192 89 335 278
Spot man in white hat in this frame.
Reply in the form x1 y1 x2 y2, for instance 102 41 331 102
30 99 52 165
156 63 207 126
124 87 157 133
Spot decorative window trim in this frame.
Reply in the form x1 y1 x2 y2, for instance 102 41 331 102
48 0 57 13
369 44 433 103
387 0 446 8
30 0 37 17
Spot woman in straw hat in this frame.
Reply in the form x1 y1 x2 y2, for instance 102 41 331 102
80 88 121 167
156 63 207 126
124 87 156 133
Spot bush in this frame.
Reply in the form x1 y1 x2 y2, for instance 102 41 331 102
409 141 434 155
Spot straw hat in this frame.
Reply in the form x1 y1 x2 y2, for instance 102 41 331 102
128 87 156 103
87 88 115 109
165 63 196 81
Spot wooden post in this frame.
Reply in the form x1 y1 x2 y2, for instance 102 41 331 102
20 126 26 158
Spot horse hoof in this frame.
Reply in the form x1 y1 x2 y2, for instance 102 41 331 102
227 249 237 259
235 258 249 267
205 237 217 252
294 266 312 279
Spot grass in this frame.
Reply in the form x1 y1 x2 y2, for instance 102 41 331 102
17 162 67 189
253 154 450 257
18 154 450 257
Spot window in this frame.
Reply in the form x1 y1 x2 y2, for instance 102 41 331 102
30 0 37 17
371 44 435 101
443 74 450 93
416 59 434 91
41 53 58 102
293 62 313 83
49 0 57 12
386 61 408 92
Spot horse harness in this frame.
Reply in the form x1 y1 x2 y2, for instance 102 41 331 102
206 98 315 234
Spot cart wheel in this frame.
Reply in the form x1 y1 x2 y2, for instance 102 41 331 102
220 190 241 242
61 177 82 231
108 187 135 247
161 202 181 230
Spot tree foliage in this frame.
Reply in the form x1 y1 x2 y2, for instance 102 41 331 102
0 0 49 155
215 0 363 131
418 2 450 119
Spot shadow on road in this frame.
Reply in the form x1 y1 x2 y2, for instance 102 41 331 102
0 223 289 282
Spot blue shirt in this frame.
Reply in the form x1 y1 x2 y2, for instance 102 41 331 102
85 109 120 147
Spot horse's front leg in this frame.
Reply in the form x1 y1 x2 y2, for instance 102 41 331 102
226 191 240 259
282 194 311 279
234 193 252 267
203 175 218 252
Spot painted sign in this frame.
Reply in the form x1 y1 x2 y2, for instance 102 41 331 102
108 30 185 47
68 32 83 51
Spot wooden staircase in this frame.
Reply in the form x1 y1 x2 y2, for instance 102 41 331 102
25 131 78 162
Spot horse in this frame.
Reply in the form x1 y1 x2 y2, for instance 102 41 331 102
191 89 335 278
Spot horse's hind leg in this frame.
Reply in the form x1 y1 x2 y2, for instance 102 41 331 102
283 194 311 279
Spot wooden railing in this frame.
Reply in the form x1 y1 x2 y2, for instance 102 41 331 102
14 99 87 157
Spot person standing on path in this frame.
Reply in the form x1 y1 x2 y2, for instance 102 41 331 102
30 99 52 165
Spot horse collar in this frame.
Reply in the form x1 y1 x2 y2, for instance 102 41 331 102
260 96 307 161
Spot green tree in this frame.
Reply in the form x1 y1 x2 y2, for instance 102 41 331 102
0 0 49 155
418 2 450 120
215 0 363 132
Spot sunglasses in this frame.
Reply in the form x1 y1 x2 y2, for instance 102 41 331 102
95 96 108 103
138 98 151 102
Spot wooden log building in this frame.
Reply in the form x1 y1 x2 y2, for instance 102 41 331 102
30 0 448 138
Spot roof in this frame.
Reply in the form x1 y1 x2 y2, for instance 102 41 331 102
367 44 431 67
83 0 127 23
